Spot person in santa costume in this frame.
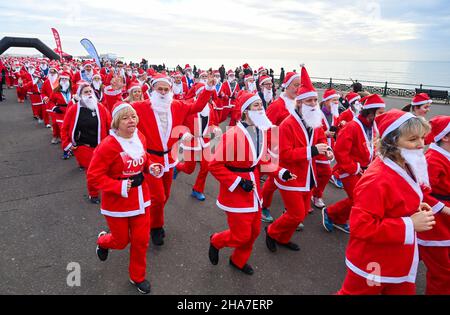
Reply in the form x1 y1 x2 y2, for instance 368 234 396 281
103 75 125 113
173 83 221 201
125 83 145 104
72 60 94 85
322 94 386 234
182 64 195 89
23 71 45 123
90 71 104 103
61 83 111 203
100 60 113 81
16 62 33 103
264 66 332 253
217 70 241 125
132 72 215 246
49 71 75 153
257 75 274 110
185 69 209 100
402 93 432 119
335 92 362 130
337 109 435 295
87 102 163 295
136 69 151 99
41 64 60 128
171 72 189 101
244 74 257 93
310 88 342 209
208 91 295 275
418 115 450 295
261 71 300 223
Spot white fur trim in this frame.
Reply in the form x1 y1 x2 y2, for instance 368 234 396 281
381 112 415 139
112 103 133 119
322 94 340 102
363 103 385 110
205 84 215 91
216 200 258 213
121 179 129 198
259 77 272 86
348 96 361 104
411 99 432 106
229 176 242 192
402 217 415 245
241 95 262 113
278 168 288 182
152 78 172 87
434 122 450 143
282 74 300 88
417 239 450 247
296 91 318 101
431 202 445 214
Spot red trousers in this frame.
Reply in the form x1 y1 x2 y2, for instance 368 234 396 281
51 112 64 138
176 159 209 193
261 175 277 209
16 86 27 101
43 104 51 125
337 269 416 295
73 146 98 197
327 174 361 224
98 209 151 283
211 210 261 268
31 104 44 119
312 163 332 198
419 245 450 295
268 191 311 244
146 168 174 229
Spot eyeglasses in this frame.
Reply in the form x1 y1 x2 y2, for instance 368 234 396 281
156 87 171 93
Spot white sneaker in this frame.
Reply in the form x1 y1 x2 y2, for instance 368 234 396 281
312 196 326 209
46 124 52 128
38 119 44 124
51 137 58 144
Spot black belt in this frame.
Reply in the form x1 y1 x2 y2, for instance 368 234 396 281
57 104 68 107
226 165 256 173
431 193 450 201
147 148 171 157
118 172 144 187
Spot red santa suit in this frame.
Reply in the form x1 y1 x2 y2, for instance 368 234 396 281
23 77 44 119
49 87 74 141
15 68 29 102
418 117 450 295
87 128 160 284
327 95 385 225
61 101 112 197
42 75 59 126
218 79 240 125
267 111 328 244
209 118 283 269
103 85 123 113
177 86 219 194
132 81 214 232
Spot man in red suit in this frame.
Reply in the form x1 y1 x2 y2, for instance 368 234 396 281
132 72 215 246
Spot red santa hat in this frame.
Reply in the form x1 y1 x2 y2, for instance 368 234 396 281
360 94 386 110
258 66 266 74
147 68 157 77
243 63 250 70
173 71 183 78
411 93 432 106
213 70 220 76
244 74 254 82
282 71 301 89
426 115 450 143
375 109 416 139
76 81 90 96
345 92 361 104
59 71 71 80
184 64 192 71
137 69 146 76
322 89 340 102
128 82 142 94
193 83 206 97
227 70 234 76
82 60 94 69
92 70 102 79
295 66 318 100
112 102 134 119
259 75 272 86
237 91 261 113
198 69 208 77
151 73 172 87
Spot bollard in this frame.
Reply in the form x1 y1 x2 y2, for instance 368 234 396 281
383 81 388 96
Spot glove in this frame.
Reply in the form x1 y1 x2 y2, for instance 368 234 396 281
130 173 144 187
53 106 63 114
282 170 293 181
239 179 254 193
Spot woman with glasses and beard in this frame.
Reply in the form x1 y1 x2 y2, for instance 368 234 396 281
61 83 111 204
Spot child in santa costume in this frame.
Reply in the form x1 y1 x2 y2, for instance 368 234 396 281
87 102 163 295
402 93 432 119
418 115 450 295
322 94 386 234
208 91 295 275
265 66 333 253
173 83 221 201
61 83 111 203
260 72 300 223
338 109 435 295
132 73 215 246
311 89 341 210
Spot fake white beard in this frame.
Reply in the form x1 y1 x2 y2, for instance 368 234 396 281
48 73 58 84
353 101 362 115
40 64 48 71
32 77 39 85
112 130 145 161
173 83 183 95
81 95 98 111
150 91 173 113
137 79 145 87
263 88 273 103
247 82 257 92
301 105 323 129
84 70 93 79
248 109 273 131
199 79 207 84
186 72 193 80
28 68 35 75
228 77 236 83
92 81 102 90
400 148 430 186
60 81 70 91
331 102 340 117
126 71 133 77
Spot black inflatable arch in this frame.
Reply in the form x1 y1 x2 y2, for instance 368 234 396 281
0 36 62 60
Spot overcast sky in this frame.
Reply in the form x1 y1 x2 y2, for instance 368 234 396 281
2 0 450 64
